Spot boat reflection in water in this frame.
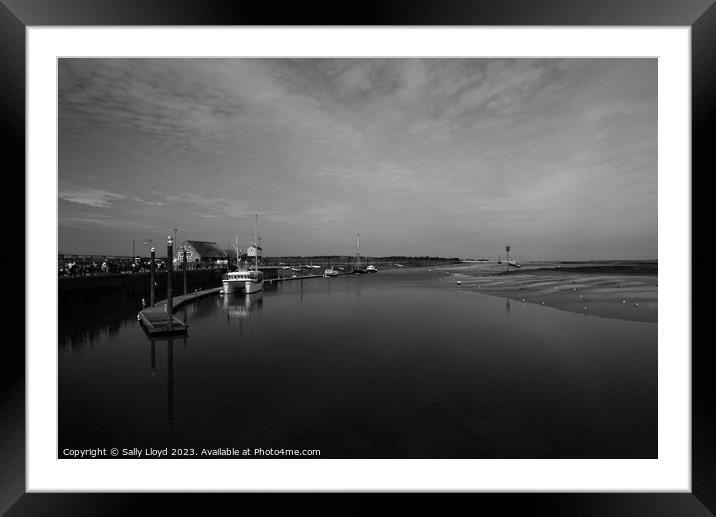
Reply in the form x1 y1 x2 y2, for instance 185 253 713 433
222 291 263 328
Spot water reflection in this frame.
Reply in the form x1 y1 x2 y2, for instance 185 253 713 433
167 336 174 429
223 292 263 322
150 340 156 376
145 336 176 427
60 270 657 458
59 289 140 350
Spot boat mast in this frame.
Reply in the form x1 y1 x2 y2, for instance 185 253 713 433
356 233 360 270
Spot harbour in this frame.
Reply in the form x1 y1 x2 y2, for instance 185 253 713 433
59 263 657 459
55 57 662 466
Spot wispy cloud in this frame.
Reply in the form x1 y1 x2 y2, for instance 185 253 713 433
59 187 124 207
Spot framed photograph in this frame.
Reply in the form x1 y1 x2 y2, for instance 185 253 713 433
5 0 711 514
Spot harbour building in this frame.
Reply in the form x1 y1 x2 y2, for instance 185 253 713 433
176 240 227 268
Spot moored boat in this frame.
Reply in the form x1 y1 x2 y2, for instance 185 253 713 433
222 215 264 295
222 268 264 294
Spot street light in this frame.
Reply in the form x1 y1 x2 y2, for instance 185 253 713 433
150 246 156 305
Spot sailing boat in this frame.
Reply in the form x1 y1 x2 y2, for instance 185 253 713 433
222 214 264 294
324 258 339 277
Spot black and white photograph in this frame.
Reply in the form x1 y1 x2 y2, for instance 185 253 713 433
57 57 658 460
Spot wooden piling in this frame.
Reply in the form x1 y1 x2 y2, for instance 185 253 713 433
167 238 174 331
150 247 156 306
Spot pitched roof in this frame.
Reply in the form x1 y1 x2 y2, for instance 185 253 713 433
185 241 227 259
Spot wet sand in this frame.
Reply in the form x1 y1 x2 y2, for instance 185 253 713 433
436 262 657 323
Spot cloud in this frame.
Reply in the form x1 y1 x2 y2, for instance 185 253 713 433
59 187 124 207
58 58 657 259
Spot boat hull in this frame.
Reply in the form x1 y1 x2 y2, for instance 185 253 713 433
223 279 264 294
244 280 263 294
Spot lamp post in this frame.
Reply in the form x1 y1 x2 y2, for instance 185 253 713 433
167 234 174 331
182 245 187 296
150 247 156 306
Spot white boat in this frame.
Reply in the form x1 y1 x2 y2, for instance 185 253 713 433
324 268 339 277
366 264 378 273
222 215 264 295
223 268 264 294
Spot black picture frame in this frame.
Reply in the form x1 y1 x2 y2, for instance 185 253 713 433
3 1 711 514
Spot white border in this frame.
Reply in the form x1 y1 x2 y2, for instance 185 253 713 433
27 27 690 492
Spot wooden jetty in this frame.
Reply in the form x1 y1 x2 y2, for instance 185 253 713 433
163 287 222 309
137 307 187 336
138 271 347 335
265 274 324 285
138 287 222 336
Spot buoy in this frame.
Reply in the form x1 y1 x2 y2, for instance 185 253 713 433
456 281 462 285
583 306 588 311
622 300 626 304
634 302 639 307
541 301 545 305
521 298 525 302
573 288 576 291
219 289 225 295
579 294 583 298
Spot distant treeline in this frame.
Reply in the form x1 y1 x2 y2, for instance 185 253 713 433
266 255 461 261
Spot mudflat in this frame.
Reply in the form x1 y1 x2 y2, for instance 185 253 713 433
443 262 657 323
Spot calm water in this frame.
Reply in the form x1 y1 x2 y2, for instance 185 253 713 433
59 269 657 458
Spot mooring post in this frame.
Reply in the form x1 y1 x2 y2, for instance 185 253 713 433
150 247 156 306
183 247 187 296
167 235 174 331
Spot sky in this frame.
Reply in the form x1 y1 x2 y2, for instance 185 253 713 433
58 58 657 260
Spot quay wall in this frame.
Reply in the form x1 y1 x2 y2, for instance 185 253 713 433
59 269 226 299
